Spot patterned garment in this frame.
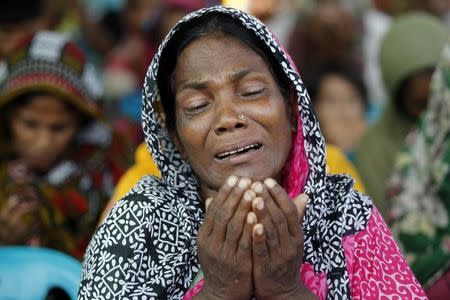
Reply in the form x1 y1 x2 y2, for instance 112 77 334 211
77 6 425 299
0 31 133 259
386 42 450 289
0 122 131 259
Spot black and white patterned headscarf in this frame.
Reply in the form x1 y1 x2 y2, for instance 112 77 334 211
78 6 372 300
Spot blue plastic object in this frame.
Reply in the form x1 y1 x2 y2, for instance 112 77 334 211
0 247 82 300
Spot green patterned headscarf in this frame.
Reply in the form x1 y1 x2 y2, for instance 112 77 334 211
386 40 450 287
356 13 449 213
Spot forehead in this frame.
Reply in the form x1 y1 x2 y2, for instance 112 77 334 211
14 94 76 119
174 33 272 84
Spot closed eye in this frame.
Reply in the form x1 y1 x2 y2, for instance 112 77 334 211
241 87 266 98
185 102 209 115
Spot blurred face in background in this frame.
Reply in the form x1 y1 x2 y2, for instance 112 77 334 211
307 2 356 60
8 94 80 173
398 70 433 120
124 0 158 32
314 73 367 152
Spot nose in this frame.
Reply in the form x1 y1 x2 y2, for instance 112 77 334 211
213 101 247 135
35 128 53 152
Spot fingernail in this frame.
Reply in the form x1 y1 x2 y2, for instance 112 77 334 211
255 198 264 211
255 224 264 235
239 178 250 189
252 182 263 193
247 212 255 224
227 176 238 187
243 190 254 202
205 197 213 210
264 178 276 189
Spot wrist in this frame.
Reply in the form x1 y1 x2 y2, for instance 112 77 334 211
194 284 228 300
271 283 317 300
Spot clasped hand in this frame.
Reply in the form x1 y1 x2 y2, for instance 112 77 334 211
195 176 310 300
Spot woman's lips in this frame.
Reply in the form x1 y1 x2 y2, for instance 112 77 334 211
215 143 262 160
215 143 263 164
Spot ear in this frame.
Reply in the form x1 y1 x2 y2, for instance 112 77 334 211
168 129 187 160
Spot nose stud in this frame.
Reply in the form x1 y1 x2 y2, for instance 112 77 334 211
238 114 247 121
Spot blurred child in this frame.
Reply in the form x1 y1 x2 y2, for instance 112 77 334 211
0 31 131 259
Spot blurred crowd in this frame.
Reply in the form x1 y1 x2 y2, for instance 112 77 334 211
0 0 449 299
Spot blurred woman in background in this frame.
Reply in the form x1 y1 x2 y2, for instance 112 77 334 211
355 12 449 216
308 63 368 162
386 41 450 299
0 31 131 259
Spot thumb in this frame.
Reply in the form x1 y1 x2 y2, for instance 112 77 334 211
293 193 309 220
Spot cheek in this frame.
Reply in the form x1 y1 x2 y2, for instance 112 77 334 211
176 118 208 156
54 128 78 150
10 121 34 146
268 107 294 153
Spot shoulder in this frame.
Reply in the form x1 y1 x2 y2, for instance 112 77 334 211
79 176 202 299
325 144 366 193
324 174 373 235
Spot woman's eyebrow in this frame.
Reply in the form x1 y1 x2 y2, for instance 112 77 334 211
229 69 252 82
177 69 255 92
177 81 209 92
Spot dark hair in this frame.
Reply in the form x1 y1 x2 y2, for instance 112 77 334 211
0 0 44 24
307 63 368 109
157 13 292 131
44 287 71 300
1 91 91 133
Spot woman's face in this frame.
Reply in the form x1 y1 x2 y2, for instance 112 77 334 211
173 34 293 192
9 94 80 173
314 73 366 152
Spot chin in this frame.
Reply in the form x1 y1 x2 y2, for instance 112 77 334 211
231 168 278 183
29 161 54 173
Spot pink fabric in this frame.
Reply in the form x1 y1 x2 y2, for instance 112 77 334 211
348 207 427 299
183 280 205 300
184 208 427 300
282 111 310 198
300 263 327 299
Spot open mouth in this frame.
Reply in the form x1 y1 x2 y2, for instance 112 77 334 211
215 143 262 160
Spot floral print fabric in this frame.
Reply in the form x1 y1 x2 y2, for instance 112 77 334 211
386 41 450 288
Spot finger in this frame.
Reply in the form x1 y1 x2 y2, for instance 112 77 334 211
200 176 239 238
205 198 213 211
206 176 238 213
252 223 269 270
264 178 300 237
293 193 309 221
224 189 255 251
252 196 279 257
9 202 39 227
254 181 290 253
2 195 20 216
236 211 257 262
210 177 251 245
